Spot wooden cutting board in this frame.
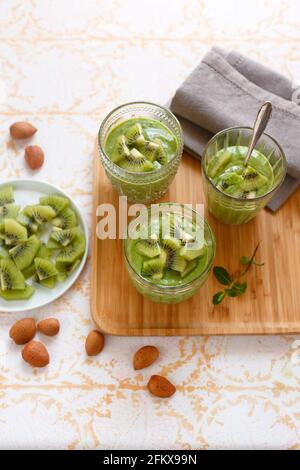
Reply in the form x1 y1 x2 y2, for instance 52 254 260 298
91 147 300 336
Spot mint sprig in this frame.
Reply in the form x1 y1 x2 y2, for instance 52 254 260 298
212 242 264 305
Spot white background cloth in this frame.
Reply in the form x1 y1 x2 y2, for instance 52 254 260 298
0 0 299 450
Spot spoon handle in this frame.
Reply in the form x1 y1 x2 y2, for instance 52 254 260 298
244 101 273 166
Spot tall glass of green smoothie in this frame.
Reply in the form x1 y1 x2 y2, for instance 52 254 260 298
202 127 287 224
98 102 183 204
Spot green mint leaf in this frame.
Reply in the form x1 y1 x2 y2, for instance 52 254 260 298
225 288 240 298
213 266 232 286
240 256 251 265
213 291 226 305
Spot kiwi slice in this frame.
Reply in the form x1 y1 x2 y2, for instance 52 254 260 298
166 250 187 273
22 262 36 279
50 227 81 247
125 123 144 145
51 207 77 229
56 259 81 281
9 235 40 271
179 242 206 261
136 137 159 162
0 244 9 259
119 148 154 172
241 166 268 192
161 238 182 252
0 204 20 220
46 239 61 250
0 185 14 206
154 139 168 166
0 259 25 291
39 195 69 215
0 283 35 300
24 205 56 224
16 213 39 234
208 150 231 178
142 258 164 282
135 239 161 258
56 234 85 267
36 276 57 289
36 243 52 259
111 135 130 163
180 260 198 278
4 219 27 245
34 257 58 281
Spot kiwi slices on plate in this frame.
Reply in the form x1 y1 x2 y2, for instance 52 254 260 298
0 180 88 312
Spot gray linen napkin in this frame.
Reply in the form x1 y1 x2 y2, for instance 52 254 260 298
170 47 300 211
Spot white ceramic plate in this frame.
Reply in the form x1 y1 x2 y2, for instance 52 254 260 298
0 179 88 313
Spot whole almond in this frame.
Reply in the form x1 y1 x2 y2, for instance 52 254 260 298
133 345 159 370
10 121 37 140
37 318 60 337
24 145 44 170
147 375 176 398
22 341 49 368
9 318 36 345
85 330 105 356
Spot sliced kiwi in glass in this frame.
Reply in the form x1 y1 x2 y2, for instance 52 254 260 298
165 249 187 273
181 260 198 278
136 136 159 162
240 166 268 192
9 235 40 271
0 258 25 291
179 242 206 261
24 205 56 224
0 283 35 300
0 185 14 206
51 207 77 229
208 150 231 178
4 218 28 246
153 139 168 166
142 258 165 282
39 195 69 215
135 239 161 258
161 237 182 252
111 135 130 163
34 257 58 281
119 148 154 172
125 123 144 145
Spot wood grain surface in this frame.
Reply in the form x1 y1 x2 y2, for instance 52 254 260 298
91 148 300 336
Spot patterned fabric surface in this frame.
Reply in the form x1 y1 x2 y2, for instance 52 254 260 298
0 0 299 450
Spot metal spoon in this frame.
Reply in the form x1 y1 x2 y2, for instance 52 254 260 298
244 101 273 166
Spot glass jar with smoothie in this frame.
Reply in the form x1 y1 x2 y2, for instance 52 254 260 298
202 127 287 224
98 102 183 204
123 203 215 304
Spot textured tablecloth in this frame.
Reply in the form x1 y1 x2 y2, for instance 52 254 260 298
0 0 300 450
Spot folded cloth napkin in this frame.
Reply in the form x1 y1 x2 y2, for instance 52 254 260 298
170 47 300 211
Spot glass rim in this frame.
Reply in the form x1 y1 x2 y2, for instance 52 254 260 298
98 101 183 178
123 202 216 291
202 126 287 203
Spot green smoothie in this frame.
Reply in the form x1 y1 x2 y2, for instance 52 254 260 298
101 115 182 204
124 206 215 303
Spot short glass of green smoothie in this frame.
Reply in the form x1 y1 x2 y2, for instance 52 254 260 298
202 127 287 224
98 102 183 204
123 203 216 304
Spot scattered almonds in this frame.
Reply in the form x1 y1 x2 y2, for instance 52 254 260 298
133 345 159 370
24 145 44 170
22 341 50 368
37 318 60 337
85 330 105 356
10 121 37 140
147 375 176 398
9 318 36 345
